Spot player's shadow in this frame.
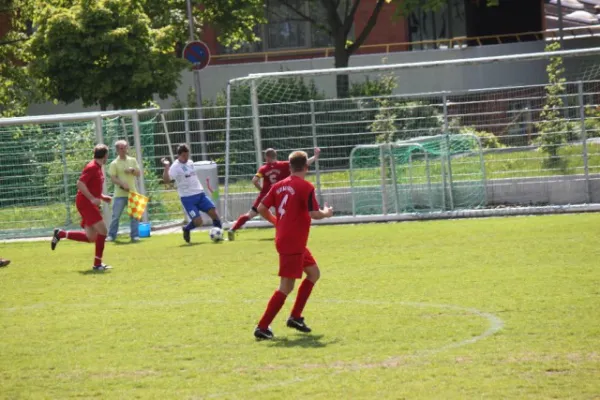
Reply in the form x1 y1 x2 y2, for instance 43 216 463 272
254 238 274 242
78 269 112 275
178 242 204 247
268 334 336 348
113 240 138 246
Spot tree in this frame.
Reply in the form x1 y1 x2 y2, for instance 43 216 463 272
3 0 264 112
0 0 42 117
267 0 499 98
142 0 265 53
27 0 189 110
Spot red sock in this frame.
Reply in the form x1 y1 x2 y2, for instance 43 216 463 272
232 215 250 231
291 279 315 319
258 290 287 330
62 230 89 243
94 234 106 266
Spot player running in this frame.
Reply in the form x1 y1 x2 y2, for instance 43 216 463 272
253 150 333 340
161 144 223 243
51 144 113 271
228 147 320 241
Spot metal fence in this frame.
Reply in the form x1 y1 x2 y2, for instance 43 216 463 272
222 79 600 222
1 79 600 239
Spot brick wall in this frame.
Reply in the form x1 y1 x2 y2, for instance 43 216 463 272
203 0 410 65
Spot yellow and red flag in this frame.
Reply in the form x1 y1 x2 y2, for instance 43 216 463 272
127 191 149 221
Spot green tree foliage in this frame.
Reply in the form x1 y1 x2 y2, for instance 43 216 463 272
1 0 264 114
28 0 187 110
0 0 42 117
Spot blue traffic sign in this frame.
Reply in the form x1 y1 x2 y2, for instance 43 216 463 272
183 41 211 70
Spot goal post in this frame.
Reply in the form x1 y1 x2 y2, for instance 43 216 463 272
349 134 486 216
0 109 158 239
223 46 600 222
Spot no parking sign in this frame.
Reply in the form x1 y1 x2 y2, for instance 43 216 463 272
183 41 211 70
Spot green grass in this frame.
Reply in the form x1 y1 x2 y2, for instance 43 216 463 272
1 214 599 399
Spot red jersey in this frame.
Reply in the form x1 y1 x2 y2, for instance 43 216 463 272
262 176 319 255
256 161 290 195
76 160 104 202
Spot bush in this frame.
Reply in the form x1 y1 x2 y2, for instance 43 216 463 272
458 126 504 149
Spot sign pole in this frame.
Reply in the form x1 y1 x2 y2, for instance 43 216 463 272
185 0 208 161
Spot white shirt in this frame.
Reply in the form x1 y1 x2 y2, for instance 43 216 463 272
169 160 204 198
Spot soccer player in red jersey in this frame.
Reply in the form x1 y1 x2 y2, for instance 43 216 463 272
253 150 333 340
227 147 320 241
51 144 113 271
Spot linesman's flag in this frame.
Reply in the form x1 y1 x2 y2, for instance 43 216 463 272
127 191 149 221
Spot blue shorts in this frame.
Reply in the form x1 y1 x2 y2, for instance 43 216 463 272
181 192 216 220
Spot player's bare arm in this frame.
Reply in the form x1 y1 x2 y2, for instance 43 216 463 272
160 158 172 184
307 147 321 166
252 175 262 191
257 203 277 225
310 203 333 220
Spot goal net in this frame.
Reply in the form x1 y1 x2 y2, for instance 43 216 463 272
223 46 600 222
0 110 160 239
350 134 485 216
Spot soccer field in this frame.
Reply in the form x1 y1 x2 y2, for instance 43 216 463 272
1 214 599 399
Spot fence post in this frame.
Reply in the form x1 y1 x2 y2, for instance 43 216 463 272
131 111 149 223
59 123 71 226
94 116 103 144
184 109 192 158
250 79 263 170
388 144 400 214
445 134 455 210
380 145 388 215
224 82 232 222
443 93 449 132
579 81 591 203
349 147 356 217
310 100 323 204
442 95 455 210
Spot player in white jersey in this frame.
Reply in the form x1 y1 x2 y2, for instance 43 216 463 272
161 144 222 243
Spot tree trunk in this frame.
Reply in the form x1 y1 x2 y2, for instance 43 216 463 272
334 44 350 98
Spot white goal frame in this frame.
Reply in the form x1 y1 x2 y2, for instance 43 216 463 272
222 47 600 224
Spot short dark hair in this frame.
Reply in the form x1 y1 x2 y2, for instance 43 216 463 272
177 144 190 155
93 144 109 159
265 148 277 160
289 151 308 172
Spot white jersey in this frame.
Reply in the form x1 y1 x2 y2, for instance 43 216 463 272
169 160 204 198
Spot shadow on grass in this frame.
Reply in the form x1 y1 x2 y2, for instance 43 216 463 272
112 240 140 246
267 334 337 348
178 242 204 247
78 269 112 275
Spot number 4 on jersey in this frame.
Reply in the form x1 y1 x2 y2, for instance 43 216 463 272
278 194 289 217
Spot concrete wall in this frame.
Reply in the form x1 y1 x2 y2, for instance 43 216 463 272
26 37 600 116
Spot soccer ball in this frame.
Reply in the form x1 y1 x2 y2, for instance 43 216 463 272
209 227 224 242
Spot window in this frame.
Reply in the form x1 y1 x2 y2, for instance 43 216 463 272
266 0 309 49
218 0 353 54
408 0 466 50
218 26 263 55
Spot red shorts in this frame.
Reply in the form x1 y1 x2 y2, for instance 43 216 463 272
76 197 103 228
279 248 317 279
